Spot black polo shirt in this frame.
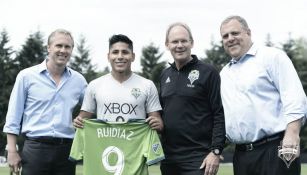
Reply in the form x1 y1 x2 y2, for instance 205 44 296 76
159 55 225 163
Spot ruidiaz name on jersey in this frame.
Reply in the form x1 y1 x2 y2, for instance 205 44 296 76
97 127 134 141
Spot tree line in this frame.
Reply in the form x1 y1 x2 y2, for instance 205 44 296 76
0 29 307 155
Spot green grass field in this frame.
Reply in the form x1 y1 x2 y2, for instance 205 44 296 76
1 163 307 175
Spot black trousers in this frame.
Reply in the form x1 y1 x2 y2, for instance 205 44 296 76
21 139 76 175
160 161 205 175
233 138 300 175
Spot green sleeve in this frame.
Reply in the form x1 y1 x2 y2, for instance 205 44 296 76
69 127 85 161
146 130 165 165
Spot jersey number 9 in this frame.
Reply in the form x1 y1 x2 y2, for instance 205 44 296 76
102 146 125 175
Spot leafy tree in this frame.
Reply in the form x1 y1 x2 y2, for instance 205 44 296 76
99 66 110 76
0 29 16 155
140 43 166 87
265 33 274 47
70 35 98 82
15 31 46 72
280 33 299 61
294 37 307 93
295 37 307 60
294 60 307 94
202 40 229 72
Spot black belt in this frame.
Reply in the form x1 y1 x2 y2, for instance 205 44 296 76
26 136 73 145
236 132 284 151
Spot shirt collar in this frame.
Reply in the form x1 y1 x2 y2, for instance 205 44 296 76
169 54 199 70
38 58 71 76
244 42 257 58
229 43 258 66
38 59 48 73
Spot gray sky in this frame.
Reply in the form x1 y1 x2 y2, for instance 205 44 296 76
1 0 306 71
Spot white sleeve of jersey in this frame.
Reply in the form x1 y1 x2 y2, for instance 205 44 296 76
145 81 162 113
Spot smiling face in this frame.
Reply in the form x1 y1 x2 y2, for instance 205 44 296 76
166 25 194 68
108 42 135 75
220 19 252 60
47 33 74 67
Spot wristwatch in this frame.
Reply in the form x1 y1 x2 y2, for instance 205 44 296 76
212 148 222 156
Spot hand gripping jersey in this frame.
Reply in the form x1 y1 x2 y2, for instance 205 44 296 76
69 119 164 175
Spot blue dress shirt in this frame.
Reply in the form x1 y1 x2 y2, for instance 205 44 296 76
3 59 87 139
220 44 307 144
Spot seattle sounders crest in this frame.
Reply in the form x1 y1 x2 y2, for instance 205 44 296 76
131 88 141 99
187 70 199 87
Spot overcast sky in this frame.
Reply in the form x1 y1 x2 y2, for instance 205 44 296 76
1 0 306 71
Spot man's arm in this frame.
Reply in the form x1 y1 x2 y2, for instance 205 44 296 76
146 111 164 132
202 68 225 175
73 110 94 128
208 68 226 152
6 133 21 174
282 119 302 155
269 50 306 155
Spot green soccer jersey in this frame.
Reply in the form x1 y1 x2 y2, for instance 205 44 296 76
69 119 165 175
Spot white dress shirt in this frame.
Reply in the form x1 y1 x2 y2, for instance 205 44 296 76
220 44 307 144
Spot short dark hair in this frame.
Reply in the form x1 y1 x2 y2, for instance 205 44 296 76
109 34 133 52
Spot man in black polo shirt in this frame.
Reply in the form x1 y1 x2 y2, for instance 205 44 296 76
159 22 226 175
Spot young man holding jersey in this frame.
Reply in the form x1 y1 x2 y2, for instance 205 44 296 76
73 34 163 130
71 34 164 175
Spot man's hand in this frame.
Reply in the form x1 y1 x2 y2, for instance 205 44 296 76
146 112 163 132
7 151 21 174
73 111 94 128
199 152 220 175
6 134 21 174
73 116 85 128
282 119 301 157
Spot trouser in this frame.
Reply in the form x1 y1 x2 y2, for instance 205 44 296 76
160 161 205 175
21 138 76 175
233 137 300 175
